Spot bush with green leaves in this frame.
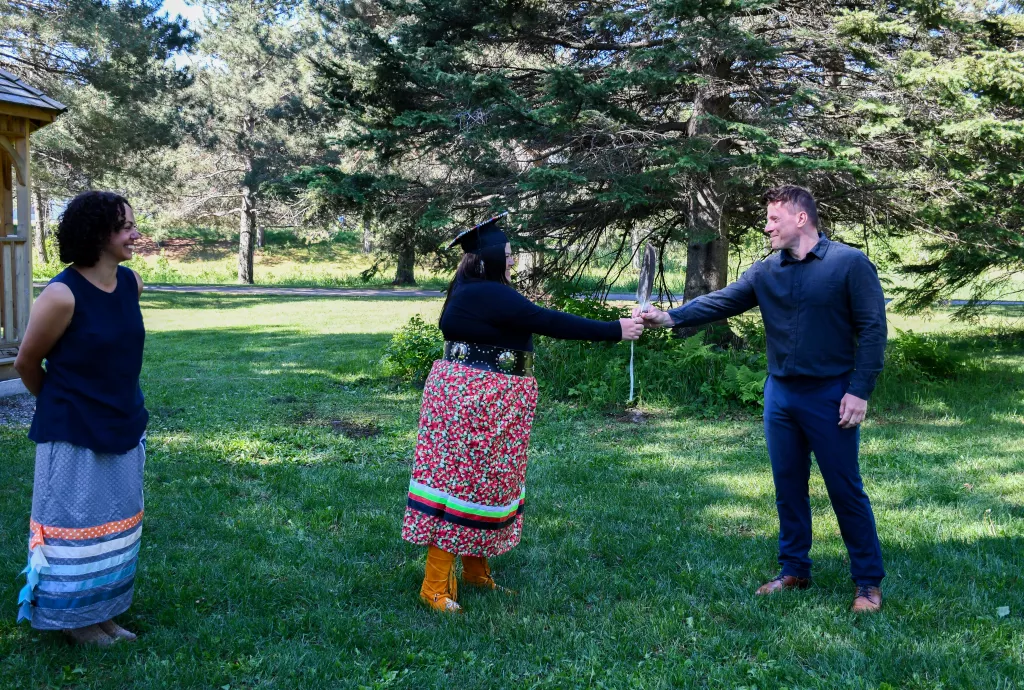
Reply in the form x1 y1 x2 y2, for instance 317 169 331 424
380 302 980 412
381 299 769 410
885 328 964 380
380 315 444 383
537 326 768 411
31 234 65 280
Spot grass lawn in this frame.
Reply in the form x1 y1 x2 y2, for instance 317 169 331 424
32 228 1024 305
1 294 1022 689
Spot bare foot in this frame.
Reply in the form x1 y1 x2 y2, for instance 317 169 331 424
63 624 116 646
99 619 137 642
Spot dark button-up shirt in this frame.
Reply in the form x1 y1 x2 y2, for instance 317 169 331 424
667 233 887 400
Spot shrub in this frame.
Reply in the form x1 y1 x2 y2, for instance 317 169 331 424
885 329 963 379
32 233 65 280
381 303 978 414
537 325 767 411
381 298 770 411
380 315 443 383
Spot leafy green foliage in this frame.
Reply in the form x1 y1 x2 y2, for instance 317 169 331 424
298 1 1023 310
379 298 982 413
380 297 771 410
853 8 1024 315
380 315 444 382
537 324 769 412
0 0 195 196
703 363 769 409
148 0 339 283
886 328 965 380
31 234 63 281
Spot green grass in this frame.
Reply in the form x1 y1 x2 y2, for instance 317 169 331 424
1 295 1022 689
33 227 1024 303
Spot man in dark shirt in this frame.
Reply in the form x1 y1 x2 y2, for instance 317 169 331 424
637 186 887 613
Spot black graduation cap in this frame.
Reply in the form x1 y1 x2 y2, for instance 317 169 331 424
446 212 509 252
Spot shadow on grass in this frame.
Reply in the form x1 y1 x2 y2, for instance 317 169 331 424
873 354 1022 423
142 293 319 311
140 292 437 312
3 298 1023 687
144 327 390 384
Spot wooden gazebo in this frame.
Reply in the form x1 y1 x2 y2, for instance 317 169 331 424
0 70 65 382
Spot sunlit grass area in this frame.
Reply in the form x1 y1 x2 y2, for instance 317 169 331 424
1 295 1021 688
32 227 1024 305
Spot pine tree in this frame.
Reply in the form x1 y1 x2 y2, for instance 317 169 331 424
0 0 194 258
305 0 1021 305
857 4 1024 314
165 0 336 283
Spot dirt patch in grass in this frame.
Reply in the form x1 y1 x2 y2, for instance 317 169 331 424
607 409 651 425
136 236 235 261
329 419 381 438
151 406 186 420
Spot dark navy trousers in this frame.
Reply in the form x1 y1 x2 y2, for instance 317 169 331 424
763 374 885 586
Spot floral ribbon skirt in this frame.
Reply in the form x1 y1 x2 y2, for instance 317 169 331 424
402 359 539 557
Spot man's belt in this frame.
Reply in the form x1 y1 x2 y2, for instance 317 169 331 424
443 341 535 377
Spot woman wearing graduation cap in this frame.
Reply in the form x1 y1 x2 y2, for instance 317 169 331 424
401 213 644 613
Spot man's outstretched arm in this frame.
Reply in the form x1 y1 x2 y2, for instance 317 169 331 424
634 268 760 328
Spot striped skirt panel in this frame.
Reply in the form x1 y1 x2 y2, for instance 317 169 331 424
18 441 145 630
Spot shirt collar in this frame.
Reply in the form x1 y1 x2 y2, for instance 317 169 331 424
780 232 830 265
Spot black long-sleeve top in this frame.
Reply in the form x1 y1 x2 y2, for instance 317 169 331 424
440 277 622 352
667 234 888 400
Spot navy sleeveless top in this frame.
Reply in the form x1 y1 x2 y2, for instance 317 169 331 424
29 266 148 453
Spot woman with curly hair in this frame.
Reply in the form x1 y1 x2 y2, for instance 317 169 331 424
14 190 148 645
401 213 644 613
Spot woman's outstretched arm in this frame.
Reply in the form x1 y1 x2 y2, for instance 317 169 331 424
501 288 641 341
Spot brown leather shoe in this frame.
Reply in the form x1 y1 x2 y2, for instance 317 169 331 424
851 586 882 613
756 574 811 595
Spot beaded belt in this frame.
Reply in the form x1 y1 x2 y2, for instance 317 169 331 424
443 341 535 377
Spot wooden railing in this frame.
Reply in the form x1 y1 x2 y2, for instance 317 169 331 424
0 133 31 354
0 234 30 350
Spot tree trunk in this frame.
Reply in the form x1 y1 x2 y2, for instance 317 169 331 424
515 241 546 293
683 183 729 301
393 240 415 285
677 59 736 345
256 225 265 248
238 187 257 284
362 216 373 253
631 227 642 270
684 60 732 302
33 188 48 264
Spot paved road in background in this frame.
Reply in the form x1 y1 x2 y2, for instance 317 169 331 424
33 282 1024 307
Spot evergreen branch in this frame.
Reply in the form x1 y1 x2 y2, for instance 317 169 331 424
489 35 671 52
0 48 86 79
191 168 249 181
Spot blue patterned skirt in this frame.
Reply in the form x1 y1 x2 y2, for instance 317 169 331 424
18 440 145 630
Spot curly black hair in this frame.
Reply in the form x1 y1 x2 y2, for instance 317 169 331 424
56 191 132 266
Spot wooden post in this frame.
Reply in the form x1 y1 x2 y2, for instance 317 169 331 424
0 73 66 382
15 126 30 341
1 148 13 346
